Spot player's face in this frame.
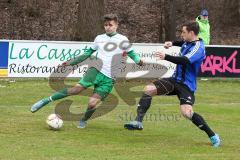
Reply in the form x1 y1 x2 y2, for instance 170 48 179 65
181 26 193 42
200 15 208 20
104 20 118 34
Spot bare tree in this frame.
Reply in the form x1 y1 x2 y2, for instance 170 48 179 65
222 0 240 27
163 0 176 41
169 0 176 40
158 0 165 42
74 0 104 41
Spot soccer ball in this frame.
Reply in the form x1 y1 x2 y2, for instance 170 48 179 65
46 114 63 130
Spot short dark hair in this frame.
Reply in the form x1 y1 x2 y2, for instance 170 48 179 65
104 13 118 23
182 21 199 35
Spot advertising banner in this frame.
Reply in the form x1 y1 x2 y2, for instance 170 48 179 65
0 40 179 78
0 40 239 78
200 46 240 77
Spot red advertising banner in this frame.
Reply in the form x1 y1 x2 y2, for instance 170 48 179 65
200 46 240 77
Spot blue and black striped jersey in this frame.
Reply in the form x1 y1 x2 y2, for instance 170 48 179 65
173 40 206 92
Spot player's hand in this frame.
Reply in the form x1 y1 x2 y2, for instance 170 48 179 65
138 59 145 66
155 51 166 60
61 61 71 66
164 41 173 49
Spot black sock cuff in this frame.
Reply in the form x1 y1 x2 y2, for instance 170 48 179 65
191 112 200 121
191 112 196 120
142 93 152 99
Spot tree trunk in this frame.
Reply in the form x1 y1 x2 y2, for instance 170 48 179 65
158 0 165 42
169 0 176 41
164 0 176 41
74 0 104 41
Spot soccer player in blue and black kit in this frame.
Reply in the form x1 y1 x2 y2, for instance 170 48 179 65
124 21 221 147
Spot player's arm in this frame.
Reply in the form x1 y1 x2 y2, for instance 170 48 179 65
157 41 204 65
165 54 190 65
172 41 184 47
63 36 99 66
127 50 144 66
69 48 96 65
155 52 190 65
164 41 184 48
123 37 144 66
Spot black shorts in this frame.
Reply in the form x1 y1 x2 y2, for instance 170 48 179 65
153 78 195 105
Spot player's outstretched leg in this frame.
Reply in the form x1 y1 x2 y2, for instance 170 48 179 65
191 112 221 147
31 85 85 113
181 105 221 147
124 93 152 130
30 88 68 113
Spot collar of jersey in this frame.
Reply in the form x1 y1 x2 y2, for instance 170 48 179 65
186 38 202 44
106 32 118 37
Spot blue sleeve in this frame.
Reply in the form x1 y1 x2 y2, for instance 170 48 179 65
184 42 205 63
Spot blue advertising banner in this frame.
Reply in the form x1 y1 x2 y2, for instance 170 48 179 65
0 41 9 77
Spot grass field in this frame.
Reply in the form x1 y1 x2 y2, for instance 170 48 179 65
0 78 240 160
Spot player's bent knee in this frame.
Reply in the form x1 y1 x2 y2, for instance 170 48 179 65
180 105 193 119
88 98 100 108
68 86 82 95
181 111 192 119
88 101 98 109
88 103 97 109
144 84 157 96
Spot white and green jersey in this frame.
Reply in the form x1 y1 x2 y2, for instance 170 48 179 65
70 33 141 79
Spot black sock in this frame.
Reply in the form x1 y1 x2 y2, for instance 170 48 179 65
191 112 215 137
135 93 152 122
81 107 96 121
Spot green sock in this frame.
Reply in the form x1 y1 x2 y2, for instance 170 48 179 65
81 107 96 121
49 88 68 101
41 97 51 105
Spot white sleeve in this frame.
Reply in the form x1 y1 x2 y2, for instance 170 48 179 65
121 37 133 52
90 36 99 50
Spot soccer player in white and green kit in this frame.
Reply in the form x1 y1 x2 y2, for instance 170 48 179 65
31 13 144 128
